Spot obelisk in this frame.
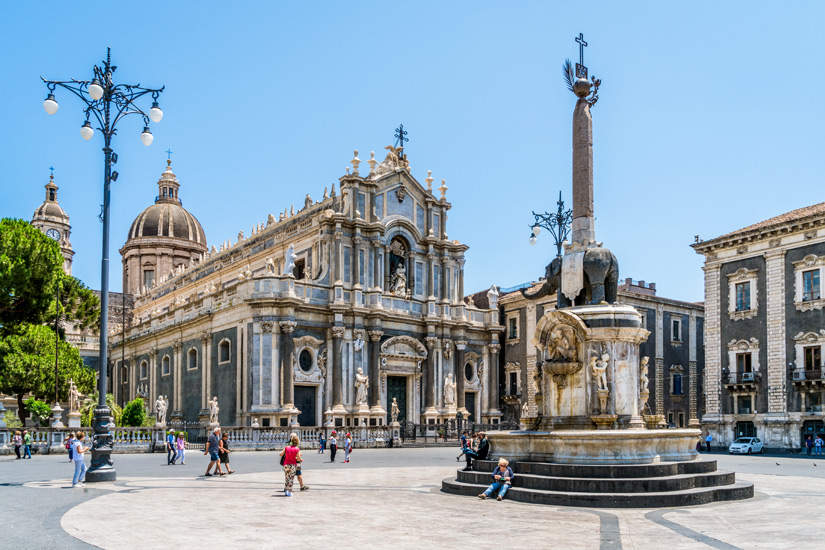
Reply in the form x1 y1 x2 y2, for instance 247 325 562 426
571 98 594 246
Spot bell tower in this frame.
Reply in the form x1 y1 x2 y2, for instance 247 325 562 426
31 169 74 274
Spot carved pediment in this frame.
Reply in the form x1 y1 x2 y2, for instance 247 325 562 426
728 338 759 351
380 335 427 359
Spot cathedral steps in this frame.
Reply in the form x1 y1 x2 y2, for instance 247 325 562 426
441 459 754 508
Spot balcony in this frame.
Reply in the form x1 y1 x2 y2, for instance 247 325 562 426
723 370 761 392
792 367 825 390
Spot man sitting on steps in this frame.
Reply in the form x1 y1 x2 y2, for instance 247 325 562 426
463 432 489 471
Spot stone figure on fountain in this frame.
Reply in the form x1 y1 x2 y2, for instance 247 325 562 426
592 354 609 392
640 356 649 393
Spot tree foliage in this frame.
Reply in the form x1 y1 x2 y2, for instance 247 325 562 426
54 274 100 333
25 397 52 427
0 323 95 421
80 391 122 427
0 218 63 329
121 397 147 427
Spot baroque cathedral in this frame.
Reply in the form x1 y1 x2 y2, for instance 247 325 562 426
109 148 503 427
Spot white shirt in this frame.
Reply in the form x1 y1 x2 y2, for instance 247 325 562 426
73 440 85 462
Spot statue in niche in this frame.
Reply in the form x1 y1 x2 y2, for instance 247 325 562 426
591 353 609 392
390 397 400 422
391 262 408 297
640 356 649 392
155 395 167 424
209 397 220 424
521 400 529 419
546 325 578 362
444 374 456 406
283 245 297 277
353 333 364 352
354 368 369 405
68 379 80 413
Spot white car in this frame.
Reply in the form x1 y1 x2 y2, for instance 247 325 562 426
728 437 764 454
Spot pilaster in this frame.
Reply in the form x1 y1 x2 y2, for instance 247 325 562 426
764 249 788 417
703 263 722 421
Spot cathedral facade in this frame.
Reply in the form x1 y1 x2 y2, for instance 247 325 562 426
113 149 503 428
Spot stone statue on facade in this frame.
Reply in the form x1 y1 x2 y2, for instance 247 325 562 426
266 257 276 275
546 325 578 362
237 230 244 242
522 400 529 419
284 245 297 277
390 397 400 423
155 395 167 425
444 373 456 406
640 356 649 393
391 262 407 297
68 378 80 413
353 333 364 352
209 396 220 425
592 354 609 392
354 368 369 406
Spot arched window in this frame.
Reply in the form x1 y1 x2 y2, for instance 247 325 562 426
140 360 148 379
162 355 171 376
218 339 231 364
188 348 198 370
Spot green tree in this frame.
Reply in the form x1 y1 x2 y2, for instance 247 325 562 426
53 273 101 333
121 397 147 427
0 323 95 422
80 391 122 427
0 218 63 329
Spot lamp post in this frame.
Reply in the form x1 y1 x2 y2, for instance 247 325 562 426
529 191 572 258
42 47 164 482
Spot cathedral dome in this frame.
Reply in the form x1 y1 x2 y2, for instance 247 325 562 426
120 160 208 295
125 161 206 245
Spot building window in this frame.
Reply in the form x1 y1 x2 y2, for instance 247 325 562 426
671 318 682 342
143 270 155 289
187 348 198 371
667 412 674 427
738 396 753 415
218 339 231 364
294 258 305 280
433 266 441 300
671 373 683 395
343 246 351 284
735 281 751 311
298 349 314 373
736 352 752 373
161 355 171 376
509 372 518 396
414 262 424 297
464 362 474 382
677 412 685 428
727 268 758 320
804 346 822 370
508 318 518 340
803 270 820 301
140 360 148 380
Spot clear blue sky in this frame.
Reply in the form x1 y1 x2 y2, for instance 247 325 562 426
1 2 822 302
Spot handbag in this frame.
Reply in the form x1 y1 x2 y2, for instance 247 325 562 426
280 453 286 466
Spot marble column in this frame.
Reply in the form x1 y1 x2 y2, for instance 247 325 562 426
279 321 297 408
368 331 383 409
332 326 345 407
424 337 438 410
488 343 501 415
456 341 467 414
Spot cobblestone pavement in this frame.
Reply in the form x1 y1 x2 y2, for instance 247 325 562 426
1 448 823 549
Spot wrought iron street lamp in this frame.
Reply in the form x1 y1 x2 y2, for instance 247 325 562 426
42 47 164 482
529 191 573 258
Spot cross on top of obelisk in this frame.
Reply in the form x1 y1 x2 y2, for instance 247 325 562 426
575 33 588 79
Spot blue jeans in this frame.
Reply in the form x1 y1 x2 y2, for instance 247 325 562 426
345 447 351 461
483 481 511 499
167 446 177 464
23 445 32 459
72 460 87 485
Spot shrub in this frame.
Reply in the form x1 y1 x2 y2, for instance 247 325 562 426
3 410 22 428
25 397 52 427
120 398 147 427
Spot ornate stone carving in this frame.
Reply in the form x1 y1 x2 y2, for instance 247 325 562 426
316 348 327 376
443 339 453 359
391 262 409 297
396 185 407 202
265 257 276 275
368 330 383 342
293 335 324 349
283 245 297 276
332 326 346 338
640 356 650 393
260 321 274 334
444 373 456 406
424 336 439 348
380 335 428 360
488 343 501 354
208 397 219 424
353 330 364 352
279 321 297 334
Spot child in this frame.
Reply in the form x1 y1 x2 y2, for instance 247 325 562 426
176 432 186 465
318 433 326 454
478 458 515 501
219 432 235 474
344 433 352 463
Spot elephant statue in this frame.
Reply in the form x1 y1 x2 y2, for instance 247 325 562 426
522 246 619 307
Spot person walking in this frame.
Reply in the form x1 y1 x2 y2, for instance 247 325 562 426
22 430 32 459
456 430 470 461
805 435 814 456
815 435 824 456
344 433 352 463
329 431 338 463
219 432 235 474
279 433 302 497
12 431 22 460
295 456 309 492
71 432 89 488
166 429 178 465
478 458 515 501
705 433 713 453
203 427 224 476
318 433 326 454
176 432 186 465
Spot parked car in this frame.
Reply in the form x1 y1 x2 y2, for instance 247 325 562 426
728 437 764 454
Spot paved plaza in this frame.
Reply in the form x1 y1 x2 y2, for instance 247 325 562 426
0 447 823 549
